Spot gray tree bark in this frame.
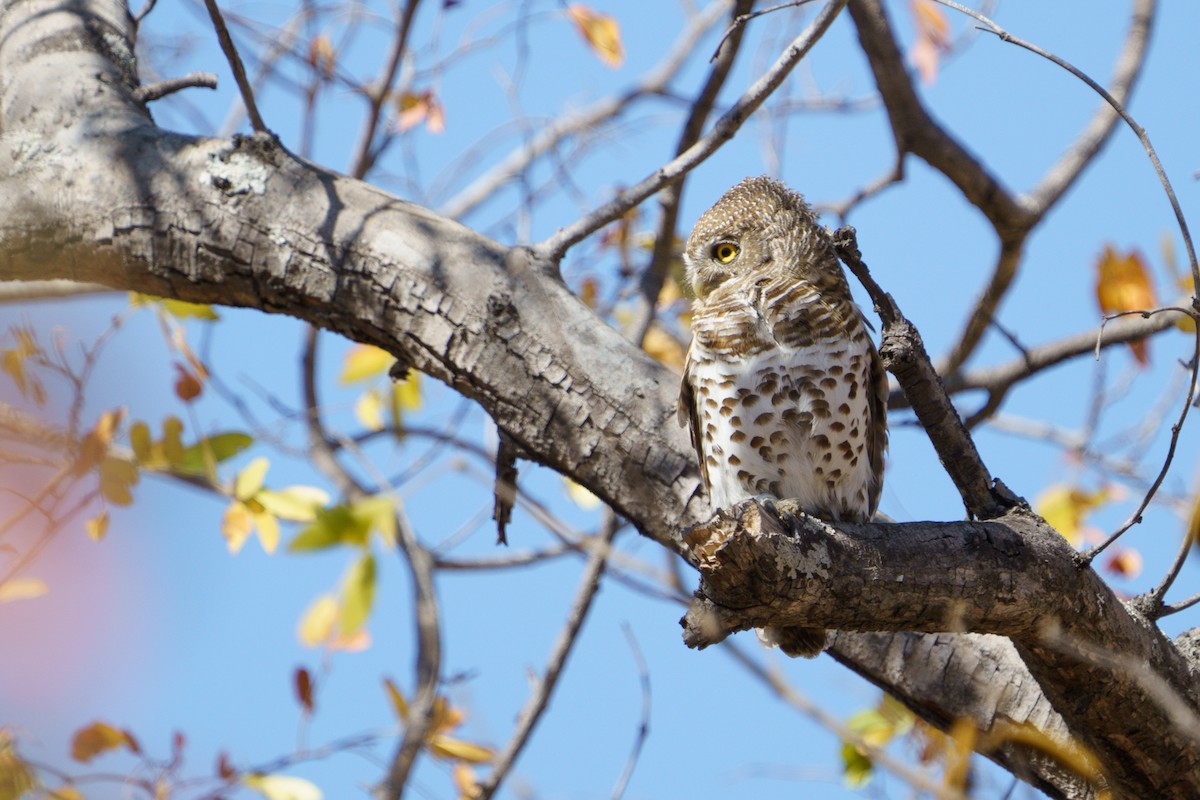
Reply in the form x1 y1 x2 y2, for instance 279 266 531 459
1 0 1197 797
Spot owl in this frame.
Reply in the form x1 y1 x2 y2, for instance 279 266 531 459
678 176 888 658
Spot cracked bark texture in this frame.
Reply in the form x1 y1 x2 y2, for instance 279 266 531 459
1 1 1197 798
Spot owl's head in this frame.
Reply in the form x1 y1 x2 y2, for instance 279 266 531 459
684 176 834 299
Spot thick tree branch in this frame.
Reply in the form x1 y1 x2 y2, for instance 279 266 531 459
681 499 1200 798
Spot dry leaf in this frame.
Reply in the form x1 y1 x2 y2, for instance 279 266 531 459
1096 244 1157 365
567 4 624 68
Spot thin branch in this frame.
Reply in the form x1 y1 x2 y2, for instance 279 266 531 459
721 642 965 799
347 0 422 179
201 0 268 133
439 0 734 221
609 623 651 800
935 0 1197 294
476 512 620 800
1079 309 1200 565
0 280 112 303
1023 0 1156 215
834 226 1012 519
535 0 850 263
627 0 755 346
132 72 219 103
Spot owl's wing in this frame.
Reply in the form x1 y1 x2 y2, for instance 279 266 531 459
678 342 711 492
865 340 889 517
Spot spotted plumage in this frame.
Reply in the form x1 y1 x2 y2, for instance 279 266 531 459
678 176 888 657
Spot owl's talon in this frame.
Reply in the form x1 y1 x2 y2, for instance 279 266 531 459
752 494 780 518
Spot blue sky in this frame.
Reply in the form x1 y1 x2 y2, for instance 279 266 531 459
3 1 1200 798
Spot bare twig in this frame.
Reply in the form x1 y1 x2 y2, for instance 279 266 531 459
627 0 755 346
535 0 850 263
722 642 965 799
439 0 733 220
1079 309 1200 565
0 280 111 303
133 72 219 103
201 0 269 133
610 623 651 800
935 0 1196 293
348 0 422 179
476 512 620 799
834 226 1011 519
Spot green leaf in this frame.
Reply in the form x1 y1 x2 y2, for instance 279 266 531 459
840 740 873 788
235 457 270 501
176 432 254 475
339 554 376 636
289 505 370 552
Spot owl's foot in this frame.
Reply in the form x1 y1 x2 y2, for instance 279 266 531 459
756 625 827 658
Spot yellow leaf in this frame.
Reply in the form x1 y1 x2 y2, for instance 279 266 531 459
642 325 686 372
47 786 85 800
393 372 421 411
0 733 36 799
76 408 126 475
162 416 186 465
1035 484 1109 548
297 594 339 648
129 293 220 320
452 762 482 800
1 326 47 405
355 389 385 431
941 717 976 793
243 774 322 800
85 510 110 541
222 501 255 555
256 487 329 522
0 577 48 604
340 345 395 385
564 478 600 510
429 734 494 764
98 457 139 506
254 510 281 555
567 4 624 68
129 421 152 462
71 722 139 763
1096 244 1157 365
383 678 409 720
235 457 270 501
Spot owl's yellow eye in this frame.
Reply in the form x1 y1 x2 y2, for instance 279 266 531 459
712 242 739 264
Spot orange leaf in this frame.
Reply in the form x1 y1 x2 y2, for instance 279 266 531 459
567 4 624 68
1096 244 1157 365
71 722 139 762
909 0 949 84
395 90 445 134
308 34 336 78
1104 547 1143 579
174 362 204 403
